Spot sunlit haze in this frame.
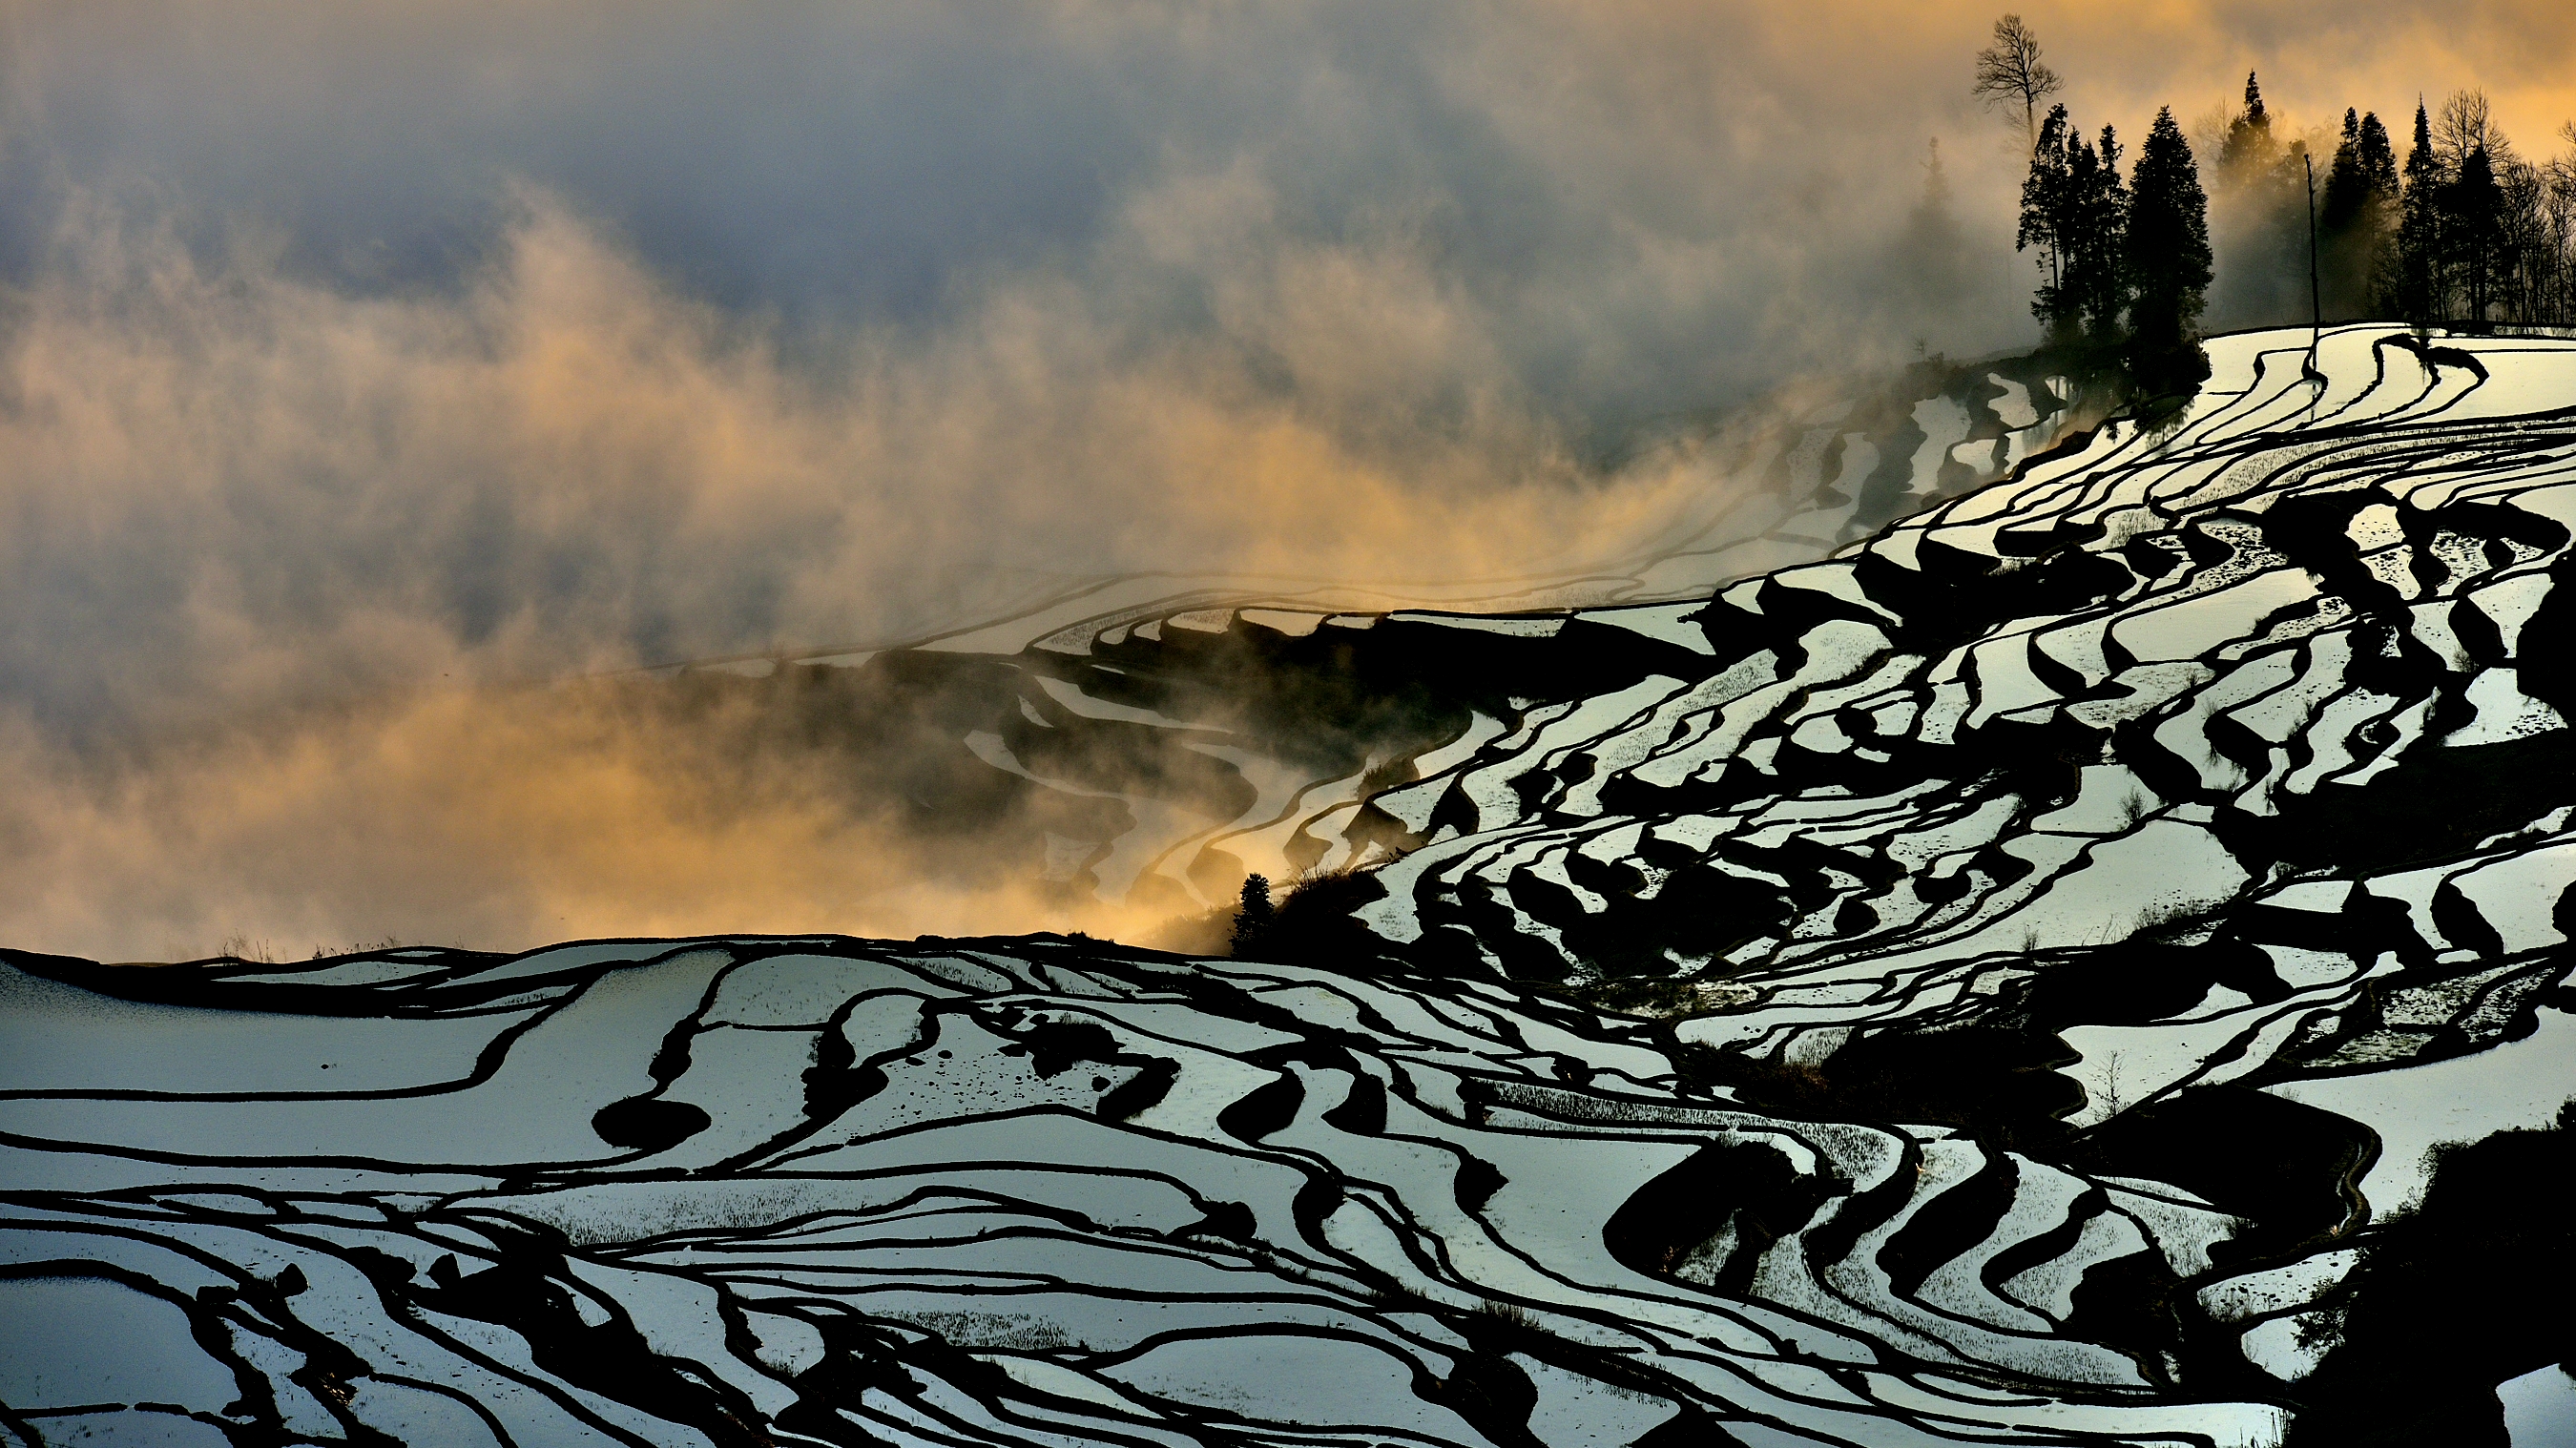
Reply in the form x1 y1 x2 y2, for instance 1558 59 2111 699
4 0 2571 958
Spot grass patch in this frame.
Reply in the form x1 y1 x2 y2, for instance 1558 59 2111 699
1473 1299 1539 1331
1544 972 1752 1019
214 934 280 965
1680 1026 2084 1149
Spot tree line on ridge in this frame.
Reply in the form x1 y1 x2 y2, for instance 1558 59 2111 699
1967 15 2576 398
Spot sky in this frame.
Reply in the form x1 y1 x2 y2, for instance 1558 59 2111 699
2 0 2570 960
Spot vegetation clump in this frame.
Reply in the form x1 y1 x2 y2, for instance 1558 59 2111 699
2285 1101 2576 1445
1229 874 1277 956
1679 1026 2084 1149
1150 858 1395 964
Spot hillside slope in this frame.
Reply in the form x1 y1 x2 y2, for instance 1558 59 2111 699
5 325 2573 1447
598 352 2083 929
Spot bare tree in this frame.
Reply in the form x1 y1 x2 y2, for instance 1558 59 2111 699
1972 14 2065 147
2433 88 2513 170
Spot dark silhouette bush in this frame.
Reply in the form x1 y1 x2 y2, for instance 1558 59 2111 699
2284 1101 2576 1445
1231 874 1276 956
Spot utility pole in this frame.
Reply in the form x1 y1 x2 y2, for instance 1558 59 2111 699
2306 151 2323 379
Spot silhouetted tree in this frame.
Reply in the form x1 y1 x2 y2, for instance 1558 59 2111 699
2415 92 2517 325
2018 110 2129 341
2216 72 2279 183
2320 108 2365 224
1231 874 1275 956
2208 72 2308 326
2431 88 2508 175
2123 107 2214 396
2390 99 2445 322
1972 14 2064 146
2018 105 2078 332
1996 64 2576 339
2499 135 2575 324
2065 123 2130 338
2546 125 2576 323
2319 109 2399 317
2451 145 2506 322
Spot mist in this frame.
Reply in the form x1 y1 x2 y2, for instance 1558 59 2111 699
3 0 2569 961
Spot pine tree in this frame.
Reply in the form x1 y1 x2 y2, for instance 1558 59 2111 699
2355 112 2402 317
2018 105 2078 333
2320 109 2367 233
2123 107 2214 395
2452 145 2506 322
2065 124 2130 339
2217 72 2279 185
2204 71 2309 328
2392 99 2446 321
2320 109 2401 317
1231 875 1276 957
2358 113 2400 200
2055 130 2104 336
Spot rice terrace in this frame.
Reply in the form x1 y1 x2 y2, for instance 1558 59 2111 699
4 7 2576 1446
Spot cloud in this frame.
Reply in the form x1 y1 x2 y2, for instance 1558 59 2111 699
4 0 2568 959
0 181 1747 959
0 674 1200 964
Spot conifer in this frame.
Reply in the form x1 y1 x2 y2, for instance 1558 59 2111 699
2357 113 2400 200
2392 100 2446 321
2017 105 2078 333
2066 124 2130 339
2321 110 2402 317
2216 72 2279 186
1231 875 1276 956
2321 109 2367 234
2452 145 2506 321
2122 107 2214 393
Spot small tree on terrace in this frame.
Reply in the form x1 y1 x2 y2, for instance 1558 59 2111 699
2123 107 2214 395
1231 874 1276 957
1972 14 2065 146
